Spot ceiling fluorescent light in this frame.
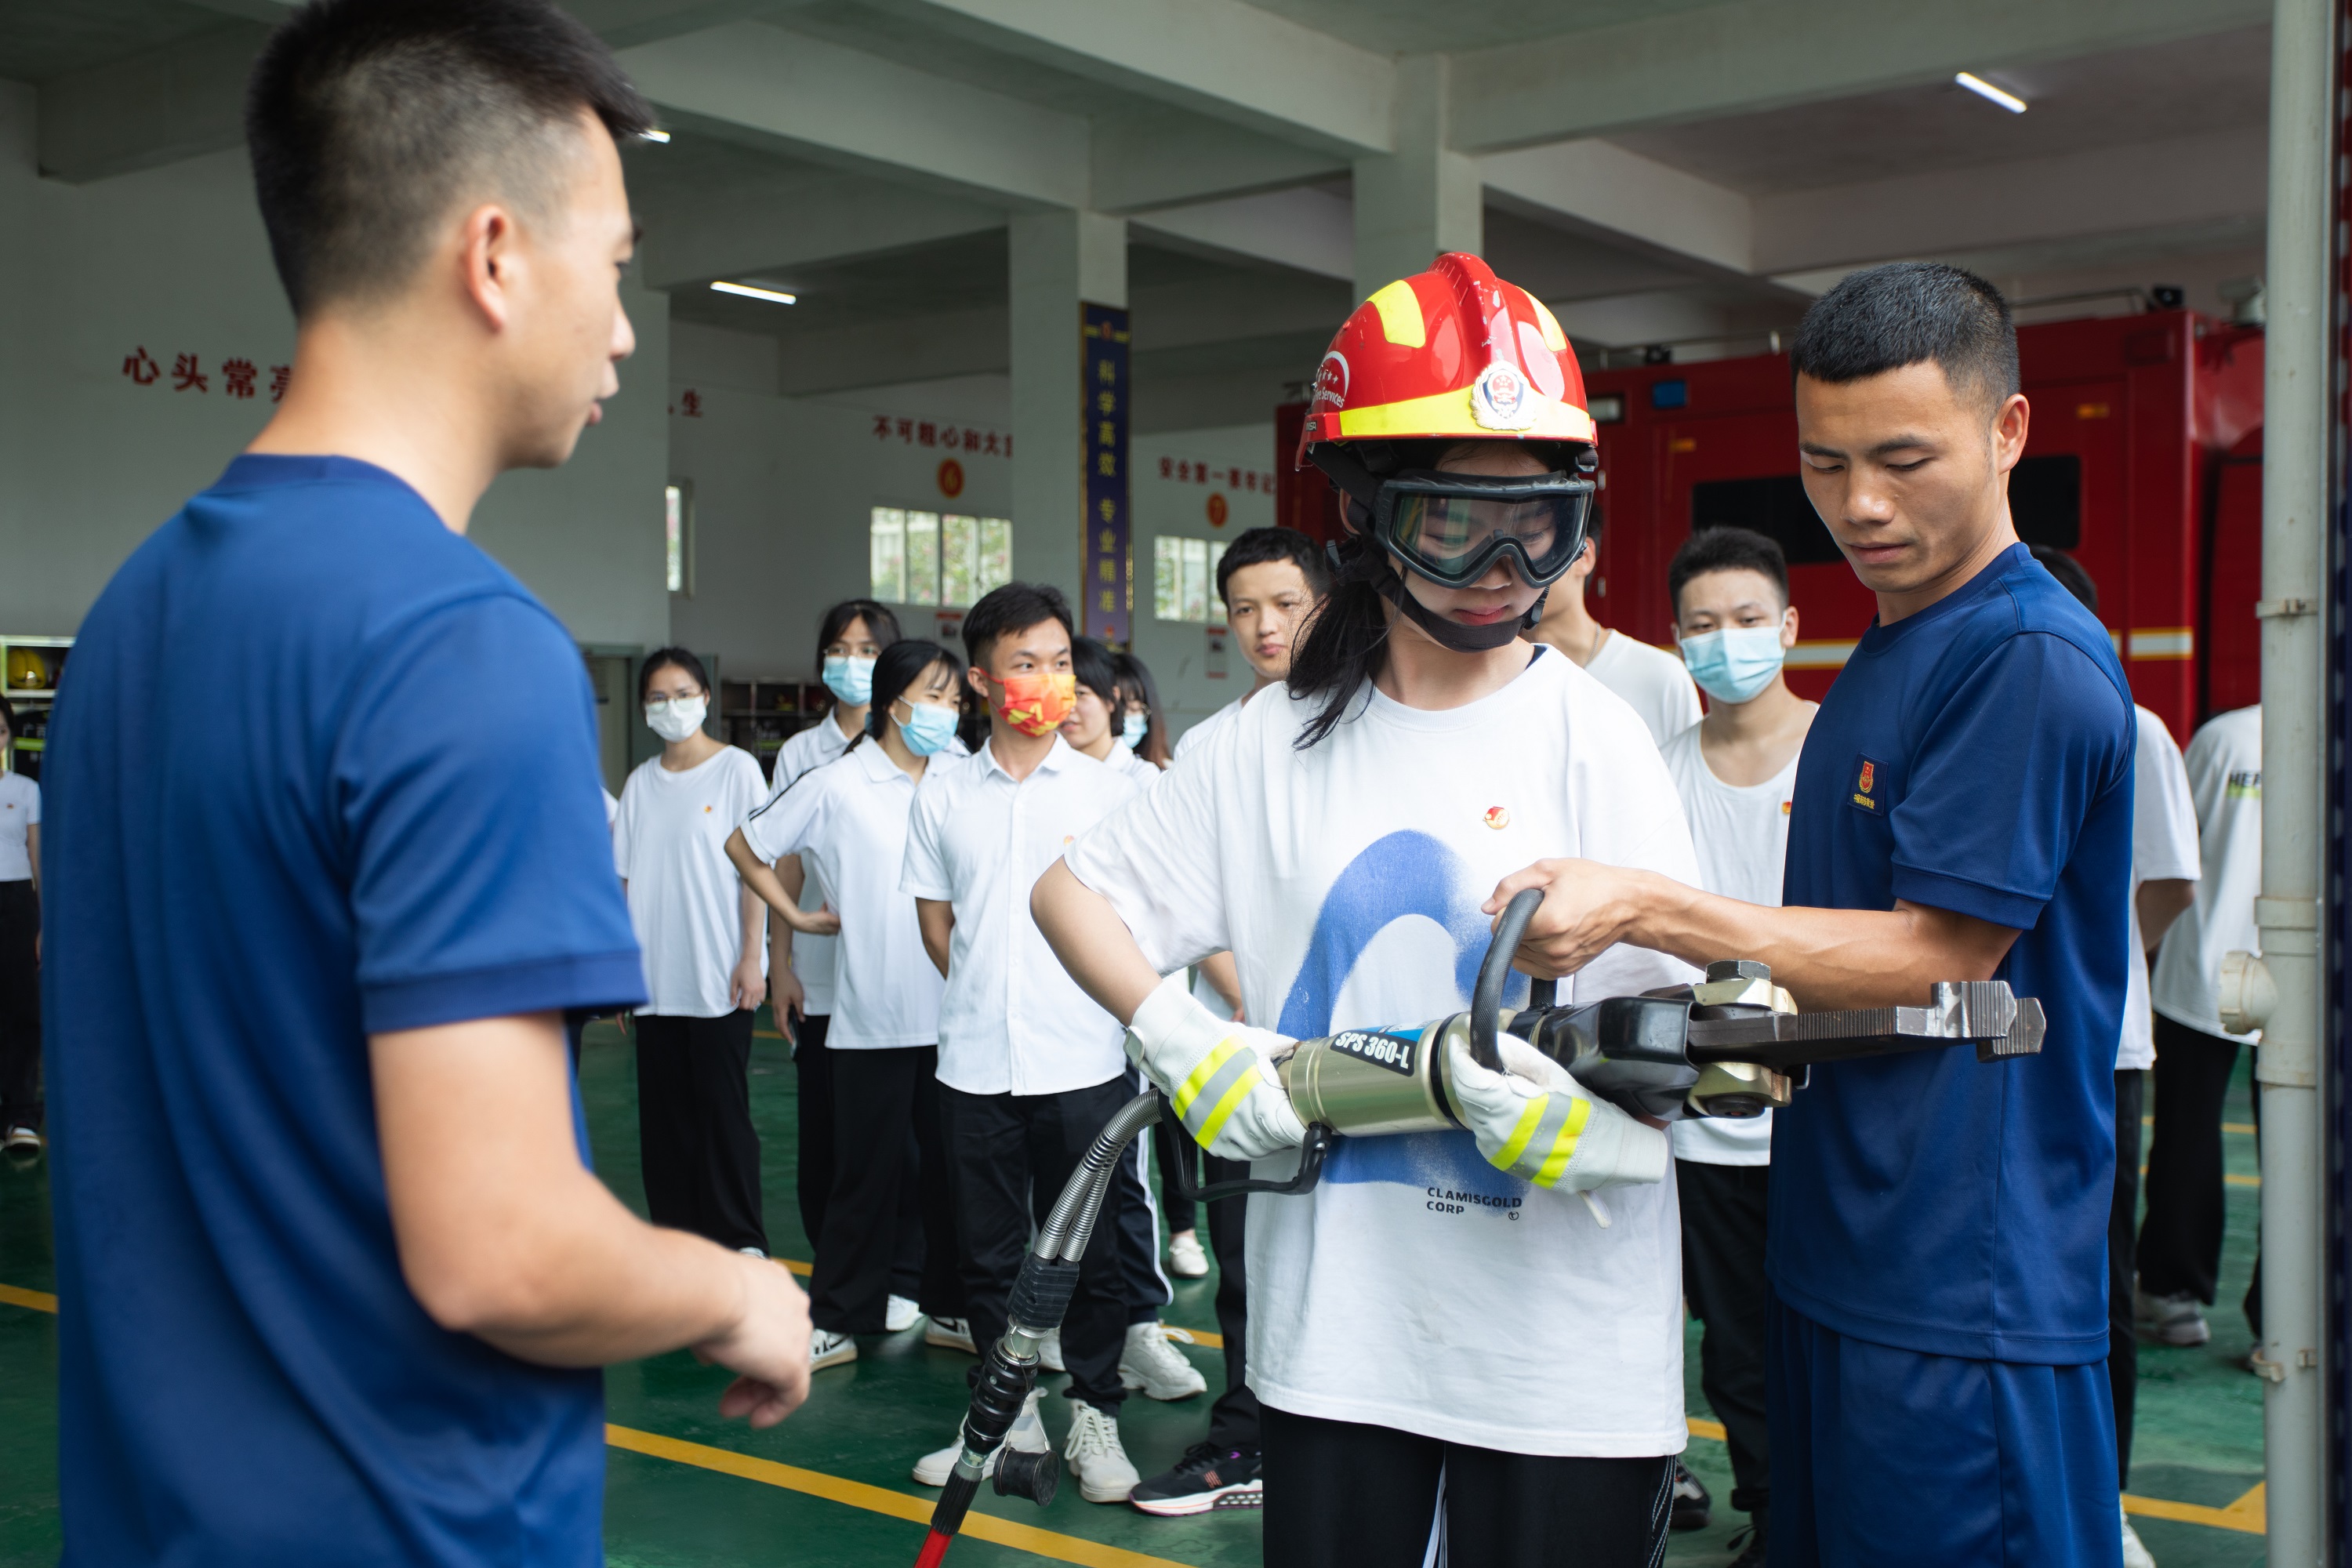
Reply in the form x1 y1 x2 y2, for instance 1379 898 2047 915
710 281 797 305
1954 72 2027 113
639 128 671 143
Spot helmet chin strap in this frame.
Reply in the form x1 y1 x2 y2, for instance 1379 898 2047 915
1334 517 1547 653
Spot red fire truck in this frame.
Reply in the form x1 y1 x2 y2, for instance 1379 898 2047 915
1277 310 2265 746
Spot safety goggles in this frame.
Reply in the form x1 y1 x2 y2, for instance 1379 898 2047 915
1370 470 1597 590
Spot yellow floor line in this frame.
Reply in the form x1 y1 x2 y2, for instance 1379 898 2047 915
606 1424 1200 1568
2140 1118 2259 1135
0 1282 2265 1538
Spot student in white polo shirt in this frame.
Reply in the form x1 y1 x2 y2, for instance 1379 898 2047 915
1655 527 1816 1563
1112 650 1172 770
1060 636 1209 1404
764 599 898 1272
901 583 1144 1501
728 639 971 1373
1532 510 1704 746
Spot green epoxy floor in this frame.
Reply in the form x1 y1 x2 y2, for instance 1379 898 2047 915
0 1020 2269 1566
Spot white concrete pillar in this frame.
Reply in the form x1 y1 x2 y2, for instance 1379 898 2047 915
1351 56 1481 303
1009 209 1127 601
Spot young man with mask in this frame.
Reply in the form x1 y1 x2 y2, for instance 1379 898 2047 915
1654 525 1816 1563
1497 263 2135 1566
900 583 1143 1501
1533 511 1703 746
42 4 812 1563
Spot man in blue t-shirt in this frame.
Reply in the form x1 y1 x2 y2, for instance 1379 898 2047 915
45 5 810 1564
1493 263 2133 1566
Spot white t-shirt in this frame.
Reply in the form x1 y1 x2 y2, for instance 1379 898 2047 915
0 771 38 882
902 736 1139 1096
1106 744 1160 786
763 708 859 1014
741 741 943 1050
2120 706 2201 1070
1585 630 1703 748
2152 706 2261 1041
1659 723 1798 1166
1065 647 1700 1457
1174 693 1248 762
612 746 768 1017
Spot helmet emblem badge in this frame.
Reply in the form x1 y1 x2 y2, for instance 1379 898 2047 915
1471 361 1540 432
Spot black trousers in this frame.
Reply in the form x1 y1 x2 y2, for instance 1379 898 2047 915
633 1010 767 1254
1115 1069 1172 1326
808 1046 964 1333
939 1075 1130 1410
793 1014 835 1254
0 881 38 1131
2108 1069 2143 1489
1677 1158 1770 1517
1261 1404 1672 1568
2137 1013 2239 1303
1201 1151 1258 1451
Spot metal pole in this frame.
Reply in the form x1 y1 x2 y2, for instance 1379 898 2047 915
2258 1 2335 1561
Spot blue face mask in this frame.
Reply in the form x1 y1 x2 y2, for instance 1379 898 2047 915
896 700 960 757
1120 713 1148 750
1679 622 1788 705
822 654 875 706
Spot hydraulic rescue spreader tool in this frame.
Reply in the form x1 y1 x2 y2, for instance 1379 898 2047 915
908 888 2044 1564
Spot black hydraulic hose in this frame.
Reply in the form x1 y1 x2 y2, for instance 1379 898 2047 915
1472 888 1545 1071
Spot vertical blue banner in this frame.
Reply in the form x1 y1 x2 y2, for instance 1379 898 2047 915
1080 303 1132 645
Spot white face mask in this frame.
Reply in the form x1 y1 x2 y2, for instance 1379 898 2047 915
644 694 708 742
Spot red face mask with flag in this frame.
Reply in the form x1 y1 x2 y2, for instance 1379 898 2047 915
989 670 1077 736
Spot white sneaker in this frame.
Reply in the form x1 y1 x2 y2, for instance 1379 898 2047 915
2122 1501 2157 1568
924 1316 978 1354
1062 1399 1140 1503
1039 1326 1067 1373
2 1125 40 1157
1166 1231 1210 1279
809 1328 858 1370
911 1389 1047 1486
1120 1321 1207 1400
886 1294 923 1333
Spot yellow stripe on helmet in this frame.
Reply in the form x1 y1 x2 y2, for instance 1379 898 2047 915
1334 387 1597 445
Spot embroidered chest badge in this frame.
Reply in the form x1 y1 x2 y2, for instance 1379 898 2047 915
1483 806 1510 830
1851 757 1881 812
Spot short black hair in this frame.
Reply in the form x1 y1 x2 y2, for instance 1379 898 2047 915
816 598 901 676
246 0 652 316
1070 636 1120 705
2030 544 2098 615
1215 526 1327 605
638 645 710 702
1670 527 1790 617
1789 262 2019 414
961 583 1073 669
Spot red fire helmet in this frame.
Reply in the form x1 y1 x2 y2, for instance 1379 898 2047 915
1296 252 1593 464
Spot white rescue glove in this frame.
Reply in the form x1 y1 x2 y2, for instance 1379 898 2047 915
1127 972 1307 1161
1445 1032 1668 1193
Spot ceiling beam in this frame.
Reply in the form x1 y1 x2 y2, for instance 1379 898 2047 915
636 173 1005 289
1129 188 1354 281
1480 140 1753 278
1449 0 2270 152
1751 125 2267 277
616 21 1089 209
35 20 268 183
881 0 1392 157
1091 111 1345 215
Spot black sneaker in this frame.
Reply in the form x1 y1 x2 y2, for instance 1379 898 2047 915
1670 1457 1711 1531
1727 1511 1768 1567
1128 1441 1263 1516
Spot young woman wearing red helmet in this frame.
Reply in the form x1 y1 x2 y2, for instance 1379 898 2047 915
1035 253 1704 1563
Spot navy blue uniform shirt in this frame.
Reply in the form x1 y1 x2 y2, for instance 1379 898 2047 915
1768 543 2134 1364
45 456 645 1566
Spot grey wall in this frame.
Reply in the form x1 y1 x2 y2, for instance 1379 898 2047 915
0 81 672 655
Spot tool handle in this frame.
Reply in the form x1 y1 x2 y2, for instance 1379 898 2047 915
1472 888 1546 1071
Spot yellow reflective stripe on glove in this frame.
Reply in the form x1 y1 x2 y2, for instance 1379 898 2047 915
1171 1036 1265 1149
1490 1090 1593 1188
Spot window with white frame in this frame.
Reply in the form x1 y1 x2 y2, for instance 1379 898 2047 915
1153 536 1227 624
870 508 1011 607
665 482 693 596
